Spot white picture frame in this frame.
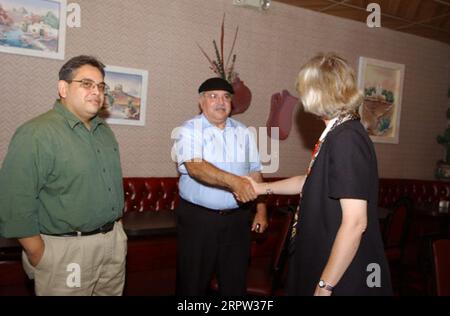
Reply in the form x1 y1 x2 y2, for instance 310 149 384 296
101 65 149 126
357 56 405 144
0 0 66 60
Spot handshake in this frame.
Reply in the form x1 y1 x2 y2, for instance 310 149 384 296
232 176 264 203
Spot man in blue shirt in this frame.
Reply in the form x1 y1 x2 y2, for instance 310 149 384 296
173 77 268 295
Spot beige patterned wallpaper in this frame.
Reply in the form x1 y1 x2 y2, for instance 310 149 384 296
0 0 449 179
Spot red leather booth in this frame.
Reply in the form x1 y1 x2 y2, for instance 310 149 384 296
1 177 450 296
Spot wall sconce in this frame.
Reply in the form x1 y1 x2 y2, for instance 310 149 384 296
233 0 271 11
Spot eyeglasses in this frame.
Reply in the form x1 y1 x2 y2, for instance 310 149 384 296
68 79 110 94
203 92 232 103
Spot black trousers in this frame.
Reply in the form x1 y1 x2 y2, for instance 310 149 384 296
175 198 251 296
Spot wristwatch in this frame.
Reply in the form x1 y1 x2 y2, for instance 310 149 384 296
318 280 334 292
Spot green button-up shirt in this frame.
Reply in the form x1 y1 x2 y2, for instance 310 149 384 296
0 100 124 238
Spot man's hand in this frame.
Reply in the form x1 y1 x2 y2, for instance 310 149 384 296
28 250 44 267
244 176 265 195
232 177 257 203
18 235 45 267
251 207 268 233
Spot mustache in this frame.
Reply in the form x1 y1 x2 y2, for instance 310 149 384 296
213 104 226 110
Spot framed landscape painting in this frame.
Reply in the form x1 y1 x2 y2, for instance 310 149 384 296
357 57 405 144
0 0 66 59
101 65 149 126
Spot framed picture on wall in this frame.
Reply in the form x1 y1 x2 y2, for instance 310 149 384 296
357 57 405 144
100 65 149 126
0 0 66 60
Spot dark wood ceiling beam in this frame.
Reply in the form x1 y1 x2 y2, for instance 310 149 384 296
396 12 450 32
438 16 450 28
434 0 450 7
404 0 423 21
323 0 416 23
387 0 403 17
384 0 402 16
274 0 450 44
315 0 449 33
319 0 351 12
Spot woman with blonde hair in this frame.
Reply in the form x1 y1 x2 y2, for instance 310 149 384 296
246 53 392 295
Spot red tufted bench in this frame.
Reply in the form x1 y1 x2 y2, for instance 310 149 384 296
121 177 300 295
122 177 450 215
378 179 450 208
2 177 450 296
378 178 450 248
123 177 180 213
122 177 301 213
378 179 450 295
122 177 450 295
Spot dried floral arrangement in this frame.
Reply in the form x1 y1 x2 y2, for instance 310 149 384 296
197 15 239 83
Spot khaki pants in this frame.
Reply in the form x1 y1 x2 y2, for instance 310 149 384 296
22 221 127 296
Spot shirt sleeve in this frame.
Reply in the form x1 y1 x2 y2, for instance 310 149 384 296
327 127 372 201
173 123 203 175
0 126 52 238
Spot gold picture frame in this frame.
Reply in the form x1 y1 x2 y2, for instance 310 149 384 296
357 57 405 144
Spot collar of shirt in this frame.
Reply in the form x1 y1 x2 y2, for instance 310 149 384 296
200 113 234 130
319 117 339 142
53 100 104 131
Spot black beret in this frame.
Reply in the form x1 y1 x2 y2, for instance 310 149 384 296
198 77 234 94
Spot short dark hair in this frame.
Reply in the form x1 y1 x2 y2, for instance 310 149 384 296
58 55 105 81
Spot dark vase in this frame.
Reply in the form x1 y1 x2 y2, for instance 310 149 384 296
231 77 252 115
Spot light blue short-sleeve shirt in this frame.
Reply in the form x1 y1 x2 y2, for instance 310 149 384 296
173 114 261 210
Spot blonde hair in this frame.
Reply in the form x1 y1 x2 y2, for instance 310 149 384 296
295 53 363 119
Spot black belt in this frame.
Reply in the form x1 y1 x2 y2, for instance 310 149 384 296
182 199 251 216
216 207 245 215
42 221 117 237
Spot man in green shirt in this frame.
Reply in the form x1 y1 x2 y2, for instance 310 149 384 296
0 55 126 295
